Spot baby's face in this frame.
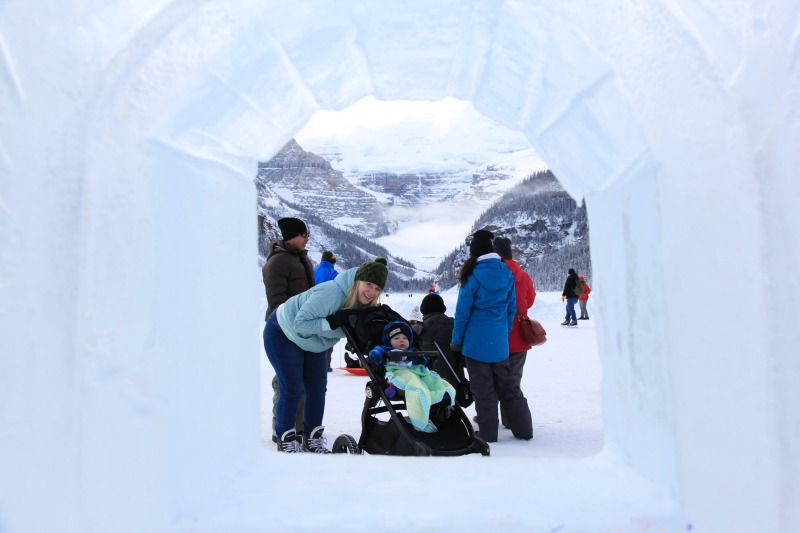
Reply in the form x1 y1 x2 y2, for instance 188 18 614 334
390 334 409 350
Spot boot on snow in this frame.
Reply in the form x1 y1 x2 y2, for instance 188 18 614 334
276 429 304 453
303 426 331 453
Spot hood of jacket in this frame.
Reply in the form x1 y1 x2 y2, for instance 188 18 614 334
471 256 511 291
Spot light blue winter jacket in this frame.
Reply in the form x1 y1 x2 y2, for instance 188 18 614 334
451 254 516 363
276 267 359 353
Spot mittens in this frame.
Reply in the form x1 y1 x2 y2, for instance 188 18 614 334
561 295 565 303
326 309 352 329
368 345 388 365
407 355 429 367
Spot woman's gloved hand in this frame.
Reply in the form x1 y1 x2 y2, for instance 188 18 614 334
561 295 565 303
326 309 352 330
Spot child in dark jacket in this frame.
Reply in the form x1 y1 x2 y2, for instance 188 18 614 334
368 321 455 432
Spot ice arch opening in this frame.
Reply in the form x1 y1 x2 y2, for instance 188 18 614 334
2 2 798 532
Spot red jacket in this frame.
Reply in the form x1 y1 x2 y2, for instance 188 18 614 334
578 277 591 301
505 259 536 352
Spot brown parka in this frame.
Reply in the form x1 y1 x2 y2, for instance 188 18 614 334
262 240 315 320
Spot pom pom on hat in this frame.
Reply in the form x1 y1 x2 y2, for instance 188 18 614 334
493 237 512 259
355 257 388 290
277 217 308 240
469 229 495 257
420 293 446 315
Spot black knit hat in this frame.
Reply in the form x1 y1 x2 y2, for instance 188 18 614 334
420 293 446 315
469 229 495 257
493 237 512 259
355 257 388 290
321 250 336 264
277 217 308 240
383 321 413 346
568 268 576 275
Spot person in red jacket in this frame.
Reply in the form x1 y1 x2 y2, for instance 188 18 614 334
493 237 536 430
578 275 592 320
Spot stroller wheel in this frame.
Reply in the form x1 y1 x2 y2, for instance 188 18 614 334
331 434 361 454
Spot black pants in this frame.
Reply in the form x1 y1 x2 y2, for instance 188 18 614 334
500 351 528 427
465 356 533 442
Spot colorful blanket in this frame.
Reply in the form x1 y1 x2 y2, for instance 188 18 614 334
384 364 455 432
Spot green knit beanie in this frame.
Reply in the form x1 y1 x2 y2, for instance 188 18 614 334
355 257 388 290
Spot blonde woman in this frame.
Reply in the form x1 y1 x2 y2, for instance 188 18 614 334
264 258 388 452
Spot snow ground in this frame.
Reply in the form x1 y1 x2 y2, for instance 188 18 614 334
259 290 603 459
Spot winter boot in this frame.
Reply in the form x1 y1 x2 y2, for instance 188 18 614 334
276 429 303 453
303 426 331 453
560 319 570 326
569 319 578 327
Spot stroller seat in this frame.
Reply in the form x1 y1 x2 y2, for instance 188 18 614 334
331 304 490 457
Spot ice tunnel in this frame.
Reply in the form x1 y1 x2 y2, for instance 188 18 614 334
1 1 798 531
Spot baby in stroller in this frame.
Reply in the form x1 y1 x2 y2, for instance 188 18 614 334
368 321 456 432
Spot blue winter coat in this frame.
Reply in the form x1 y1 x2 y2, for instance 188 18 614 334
451 255 516 363
276 267 359 353
314 260 338 284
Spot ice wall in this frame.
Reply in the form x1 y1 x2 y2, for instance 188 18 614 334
1 1 798 532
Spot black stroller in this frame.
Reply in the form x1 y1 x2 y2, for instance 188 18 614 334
331 304 490 457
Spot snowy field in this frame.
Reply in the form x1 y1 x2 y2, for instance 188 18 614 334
259 290 603 459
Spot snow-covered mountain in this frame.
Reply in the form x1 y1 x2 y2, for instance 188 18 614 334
297 97 547 207
257 98 547 250
432 171 591 291
255 98 589 291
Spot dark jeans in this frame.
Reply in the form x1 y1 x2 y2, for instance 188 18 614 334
465 356 532 442
263 313 328 436
565 297 578 321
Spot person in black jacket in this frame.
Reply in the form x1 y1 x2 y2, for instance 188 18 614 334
561 268 580 327
415 293 472 408
262 217 315 443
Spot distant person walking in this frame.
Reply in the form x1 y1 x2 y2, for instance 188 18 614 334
314 250 339 371
264 257 388 452
578 276 592 320
493 236 536 429
451 229 533 443
561 268 580 327
262 217 315 444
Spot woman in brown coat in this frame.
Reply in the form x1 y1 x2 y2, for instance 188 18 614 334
262 217 315 443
